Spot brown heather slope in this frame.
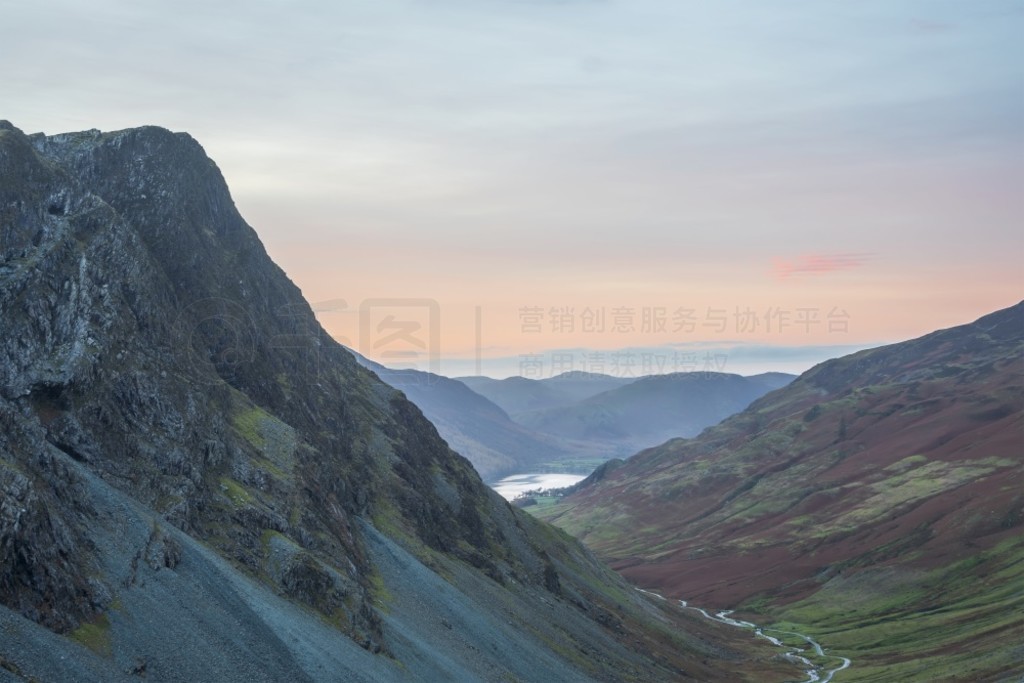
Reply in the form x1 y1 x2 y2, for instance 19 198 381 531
537 302 1024 681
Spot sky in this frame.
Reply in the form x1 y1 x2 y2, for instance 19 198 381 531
4 0 1022 377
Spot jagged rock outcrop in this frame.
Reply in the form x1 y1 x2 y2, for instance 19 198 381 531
0 122 794 682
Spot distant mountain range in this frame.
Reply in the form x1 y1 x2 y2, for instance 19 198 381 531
512 372 794 452
459 372 634 416
357 362 794 480
351 356 620 481
536 302 1024 681
460 370 794 463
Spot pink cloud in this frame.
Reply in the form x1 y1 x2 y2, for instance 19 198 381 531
772 252 875 280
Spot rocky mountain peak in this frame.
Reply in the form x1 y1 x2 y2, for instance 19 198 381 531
0 123 794 681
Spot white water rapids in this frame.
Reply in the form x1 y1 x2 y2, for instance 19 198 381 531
635 588 852 682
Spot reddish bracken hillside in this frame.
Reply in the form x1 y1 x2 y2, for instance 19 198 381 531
539 302 1023 681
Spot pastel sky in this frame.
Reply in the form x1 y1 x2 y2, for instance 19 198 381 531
4 1 1022 376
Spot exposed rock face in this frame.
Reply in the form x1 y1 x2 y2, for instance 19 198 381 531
0 122 793 682
2 120 385 643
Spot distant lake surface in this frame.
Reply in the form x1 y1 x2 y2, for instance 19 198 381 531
490 473 586 501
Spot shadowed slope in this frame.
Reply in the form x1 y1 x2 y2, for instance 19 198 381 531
0 121 796 682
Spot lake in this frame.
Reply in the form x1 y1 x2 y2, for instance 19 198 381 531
490 473 586 501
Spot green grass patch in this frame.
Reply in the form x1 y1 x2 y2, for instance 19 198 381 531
69 613 112 657
260 528 286 552
232 404 269 450
884 454 928 473
367 569 393 611
230 394 299 480
516 494 565 512
218 477 253 507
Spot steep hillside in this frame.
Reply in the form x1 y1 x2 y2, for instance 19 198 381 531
352 356 617 480
0 122 797 682
517 372 794 457
538 303 1024 681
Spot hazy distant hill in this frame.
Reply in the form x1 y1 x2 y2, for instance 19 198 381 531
515 372 794 456
353 356 618 480
537 302 1024 681
458 371 633 417
359 360 791 480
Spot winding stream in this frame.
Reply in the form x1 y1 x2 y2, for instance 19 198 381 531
636 589 851 682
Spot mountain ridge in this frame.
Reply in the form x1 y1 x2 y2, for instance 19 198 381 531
0 122 796 682
459 372 635 418
350 353 619 480
514 370 795 454
536 302 1024 681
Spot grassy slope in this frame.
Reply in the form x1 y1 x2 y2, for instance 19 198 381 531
535 303 1024 681
771 536 1023 682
